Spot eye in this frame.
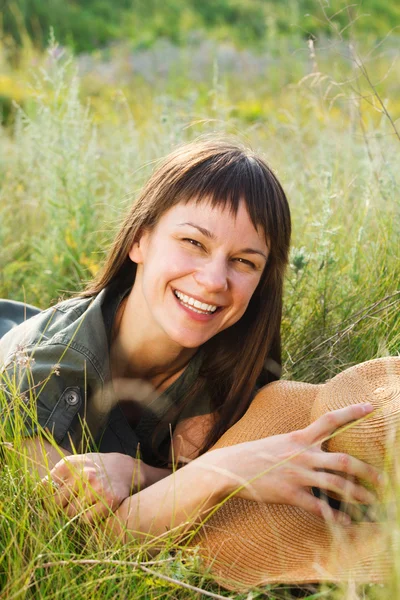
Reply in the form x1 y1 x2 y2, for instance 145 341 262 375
182 238 204 249
234 257 257 269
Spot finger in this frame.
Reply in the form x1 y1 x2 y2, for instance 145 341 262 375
63 500 109 524
50 456 94 484
318 500 352 525
42 472 66 490
66 484 102 511
305 403 374 443
338 501 374 523
294 491 352 525
63 500 84 520
42 462 76 498
315 472 377 505
54 485 76 509
43 475 100 509
79 503 111 524
42 475 75 508
316 452 382 488
46 464 98 498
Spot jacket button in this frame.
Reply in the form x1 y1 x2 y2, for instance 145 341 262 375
66 390 80 406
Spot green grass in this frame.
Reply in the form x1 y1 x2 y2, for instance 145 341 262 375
0 27 399 599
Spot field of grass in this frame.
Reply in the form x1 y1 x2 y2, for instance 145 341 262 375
0 21 399 600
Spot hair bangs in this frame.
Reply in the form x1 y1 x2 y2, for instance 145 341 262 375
173 152 274 246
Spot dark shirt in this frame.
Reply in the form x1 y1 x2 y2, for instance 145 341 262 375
0 288 210 467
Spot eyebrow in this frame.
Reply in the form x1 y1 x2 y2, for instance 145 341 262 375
178 222 268 261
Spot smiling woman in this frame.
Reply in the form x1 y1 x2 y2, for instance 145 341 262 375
0 139 381 575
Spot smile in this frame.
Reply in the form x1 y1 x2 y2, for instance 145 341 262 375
173 290 219 315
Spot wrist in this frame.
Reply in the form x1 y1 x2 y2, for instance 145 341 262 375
110 453 142 492
191 448 234 502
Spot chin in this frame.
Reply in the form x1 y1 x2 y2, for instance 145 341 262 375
166 328 210 349
172 336 207 349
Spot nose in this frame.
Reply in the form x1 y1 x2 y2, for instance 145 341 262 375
193 257 229 293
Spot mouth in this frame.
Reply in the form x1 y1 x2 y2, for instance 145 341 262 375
173 289 222 316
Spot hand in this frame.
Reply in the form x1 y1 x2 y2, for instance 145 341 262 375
42 452 144 523
207 403 382 524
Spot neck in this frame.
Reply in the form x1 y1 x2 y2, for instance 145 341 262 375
110 287 197 388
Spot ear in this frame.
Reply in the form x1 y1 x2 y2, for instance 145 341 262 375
128 230 149 264
128 239 144 264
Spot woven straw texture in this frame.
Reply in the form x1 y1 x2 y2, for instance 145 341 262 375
192 357 400 591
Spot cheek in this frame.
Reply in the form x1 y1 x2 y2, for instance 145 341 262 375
235 275 260 305
229 277 261 322
143 245 195 289
168 251 195 277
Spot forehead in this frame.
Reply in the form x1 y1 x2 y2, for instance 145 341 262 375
158 199 268 247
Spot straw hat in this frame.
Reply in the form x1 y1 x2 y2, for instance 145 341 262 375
192 357 400 591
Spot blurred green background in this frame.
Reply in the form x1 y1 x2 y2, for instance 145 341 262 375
2 0 400 52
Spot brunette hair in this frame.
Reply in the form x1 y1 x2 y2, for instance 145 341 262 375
84 138 291 456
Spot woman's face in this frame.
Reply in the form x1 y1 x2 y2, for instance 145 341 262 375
129 199 269 349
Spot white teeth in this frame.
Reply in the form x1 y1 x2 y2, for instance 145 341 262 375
174 290 218 314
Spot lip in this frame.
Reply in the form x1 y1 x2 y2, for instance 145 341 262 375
172 288 224 322
173 288 223 309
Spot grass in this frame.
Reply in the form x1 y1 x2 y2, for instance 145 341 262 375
0 25 399 600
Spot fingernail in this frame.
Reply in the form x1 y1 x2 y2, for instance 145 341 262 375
362 403 374 414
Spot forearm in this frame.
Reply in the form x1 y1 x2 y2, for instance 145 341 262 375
20 438 71 478
109 449 230 544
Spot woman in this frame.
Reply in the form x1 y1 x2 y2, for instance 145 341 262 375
0 139 379 540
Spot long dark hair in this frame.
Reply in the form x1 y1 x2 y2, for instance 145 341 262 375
83 138 291 455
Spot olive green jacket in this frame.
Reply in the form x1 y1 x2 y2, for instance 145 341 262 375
0 290 210 466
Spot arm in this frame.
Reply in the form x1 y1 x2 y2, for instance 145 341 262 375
45 404 381 538
109 403 381 545
20 437 71 479
110 449 227 544
40 412 215 521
